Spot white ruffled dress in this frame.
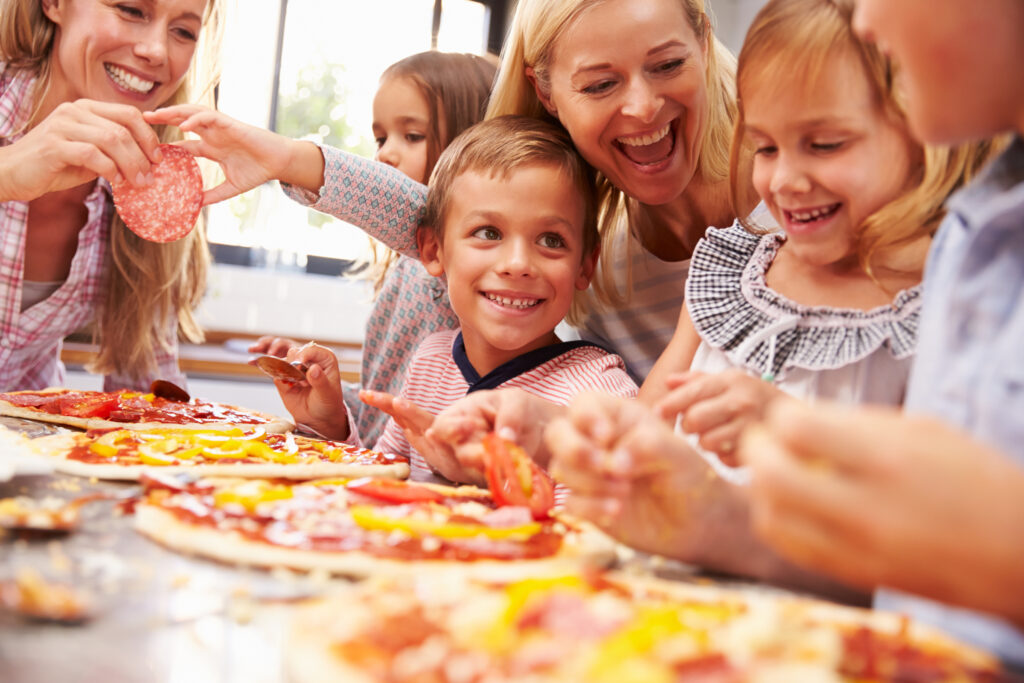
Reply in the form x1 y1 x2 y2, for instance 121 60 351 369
681 222 922 479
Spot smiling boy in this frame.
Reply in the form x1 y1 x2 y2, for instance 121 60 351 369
275 116 637 478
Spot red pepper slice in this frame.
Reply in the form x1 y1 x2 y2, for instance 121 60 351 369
345 478 446 504
482 433 555 520
58 395 120 419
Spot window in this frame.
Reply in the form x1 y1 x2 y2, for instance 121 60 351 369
208 0 492 272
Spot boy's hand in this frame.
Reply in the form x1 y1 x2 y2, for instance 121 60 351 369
657 370 785 465
274 343 348 440
143 105 324 205
360 391 487 487
428 389 560 469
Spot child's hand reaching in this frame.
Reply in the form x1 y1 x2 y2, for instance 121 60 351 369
360 390 488 486
656 370 786 465
143 105 324 206
275 343 349 441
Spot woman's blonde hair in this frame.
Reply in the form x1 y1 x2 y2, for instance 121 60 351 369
368 50 497 293
487 0 737 307
730 0 999 280
0 0 226 384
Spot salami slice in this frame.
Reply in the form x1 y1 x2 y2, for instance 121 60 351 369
112 144 202 243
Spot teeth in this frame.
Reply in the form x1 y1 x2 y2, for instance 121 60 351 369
105 64 155 94
790 205 834 221
485 293 540 309
618 124 670 147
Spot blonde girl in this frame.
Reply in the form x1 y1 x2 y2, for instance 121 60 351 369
357 51 497 443
651 0 997 463
0 0 223 390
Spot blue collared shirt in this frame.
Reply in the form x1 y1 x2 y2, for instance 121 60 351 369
877 137 1024 667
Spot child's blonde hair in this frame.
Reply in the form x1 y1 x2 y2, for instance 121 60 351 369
369 51 497 292
422 115 599 325
0 0 225 383
487 0 738 307
730 0 999 279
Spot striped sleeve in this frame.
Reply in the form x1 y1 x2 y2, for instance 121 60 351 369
279 145 427 259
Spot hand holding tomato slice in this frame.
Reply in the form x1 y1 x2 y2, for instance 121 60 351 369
482 434 555 520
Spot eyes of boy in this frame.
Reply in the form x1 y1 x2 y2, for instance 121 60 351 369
468 227 570 250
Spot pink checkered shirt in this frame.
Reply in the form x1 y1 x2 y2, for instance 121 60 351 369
0 64 183 391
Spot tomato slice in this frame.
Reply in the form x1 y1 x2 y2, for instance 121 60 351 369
482 433 555 520
58 395 120 419
345 478 446 504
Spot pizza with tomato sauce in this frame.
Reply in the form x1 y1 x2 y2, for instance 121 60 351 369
132 471 616 580
0 388 293 433
29 426 408 480
286 572 1003 683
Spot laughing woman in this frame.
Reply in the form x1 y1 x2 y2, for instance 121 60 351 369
0 0 223 390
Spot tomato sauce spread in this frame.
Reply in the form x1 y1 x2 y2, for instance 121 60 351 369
0 390 267 425
144 479 564 562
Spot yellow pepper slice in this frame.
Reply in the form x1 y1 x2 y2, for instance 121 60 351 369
349 505 541 540
138 447 178 466
213 482 294 511
88 442 119 458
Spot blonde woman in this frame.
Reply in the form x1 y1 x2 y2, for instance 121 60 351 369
0 0 223 390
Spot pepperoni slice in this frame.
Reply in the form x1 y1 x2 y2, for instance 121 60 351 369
112 144 202 243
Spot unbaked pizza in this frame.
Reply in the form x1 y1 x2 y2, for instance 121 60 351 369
132 473 616 579
0 388 293 433
286 572 1003 683
28 426 408 480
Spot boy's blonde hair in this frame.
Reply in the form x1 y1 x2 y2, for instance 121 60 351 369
369 51 497 292
730 0 999 279
0 0 226 384
422 115 599 325
487 0 737 307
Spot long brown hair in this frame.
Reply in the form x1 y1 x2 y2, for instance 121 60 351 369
0 0 225 383
368 51 497 292
487 0 738 308
730 0 1000 280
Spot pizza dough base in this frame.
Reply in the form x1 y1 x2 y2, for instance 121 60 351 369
134 504 618 581
0 390 294 434
284 572 1000 683
30 432 408 481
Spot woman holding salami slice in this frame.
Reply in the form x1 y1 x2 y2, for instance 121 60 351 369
0 0 223 391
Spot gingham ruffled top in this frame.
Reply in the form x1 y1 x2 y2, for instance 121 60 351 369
684 222 921 401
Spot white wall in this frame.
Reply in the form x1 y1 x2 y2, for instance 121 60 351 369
710 0 767 55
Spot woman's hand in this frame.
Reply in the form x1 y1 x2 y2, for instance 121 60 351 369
274 343 349 440
144 105 325 205
740 400 1024 626
0 100 161 201
657 370 786 465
